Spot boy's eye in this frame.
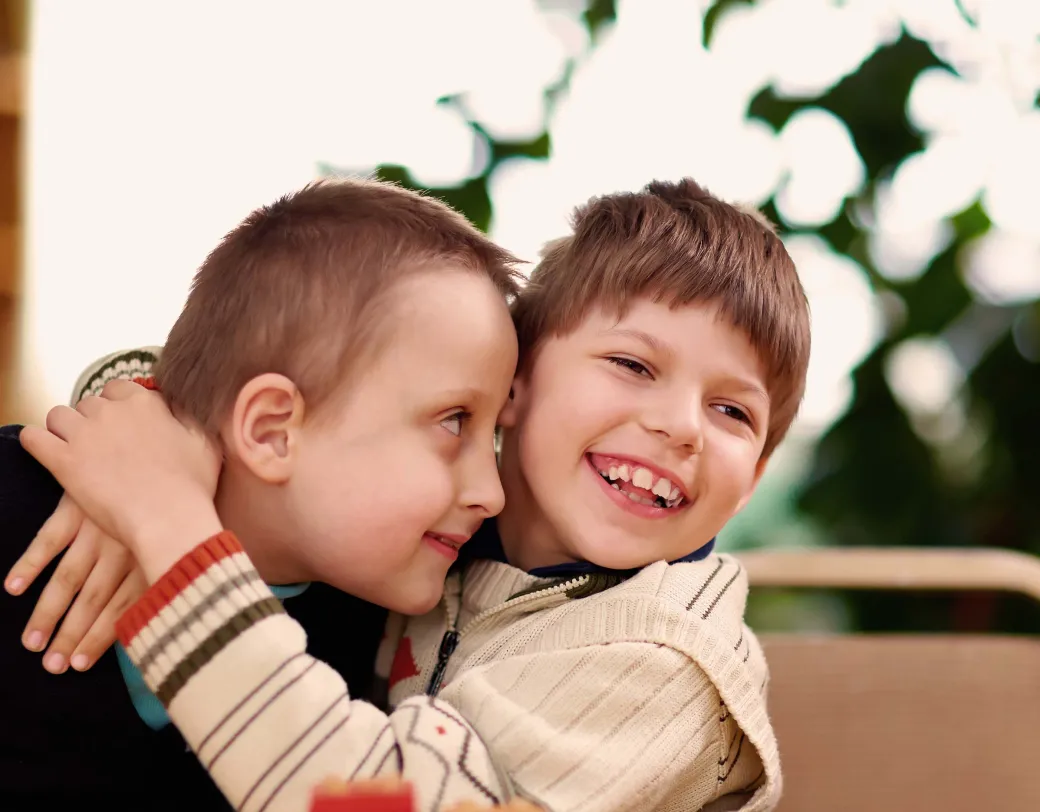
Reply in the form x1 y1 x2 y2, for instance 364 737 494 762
440 412 471 437
607 356 652 377
714 404 751 425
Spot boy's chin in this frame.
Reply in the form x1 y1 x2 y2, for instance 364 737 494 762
330 575 444 616
570 534 657 572
378 582 444 616
569 524 696 571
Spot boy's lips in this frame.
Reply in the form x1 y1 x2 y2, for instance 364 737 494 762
423 531 469 561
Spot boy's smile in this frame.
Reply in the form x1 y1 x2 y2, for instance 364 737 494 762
586 453 687 512
498 297 772 573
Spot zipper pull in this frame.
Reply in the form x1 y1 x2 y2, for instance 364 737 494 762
425 629 460 696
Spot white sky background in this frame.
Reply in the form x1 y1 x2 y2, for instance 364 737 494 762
19 0 1040 442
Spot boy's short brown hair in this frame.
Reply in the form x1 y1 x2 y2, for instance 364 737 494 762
158 178 521 433
512 178 810 458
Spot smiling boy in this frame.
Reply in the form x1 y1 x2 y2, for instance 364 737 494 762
27 178 810 812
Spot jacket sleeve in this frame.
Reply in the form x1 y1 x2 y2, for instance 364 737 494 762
115 532 512 812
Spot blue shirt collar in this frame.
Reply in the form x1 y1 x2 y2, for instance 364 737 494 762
460 519 715 578
269 582 311 600
118 581 311 732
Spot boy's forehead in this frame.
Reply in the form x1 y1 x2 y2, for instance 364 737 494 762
565 297 769 380
586 296 728 337
366 270 517 373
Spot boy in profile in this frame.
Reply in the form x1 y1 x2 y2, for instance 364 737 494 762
2 177 521 810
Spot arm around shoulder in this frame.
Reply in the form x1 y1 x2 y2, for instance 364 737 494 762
116 531 511 812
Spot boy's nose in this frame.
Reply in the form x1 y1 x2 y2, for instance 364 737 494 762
461 446 506 518
643 393 705 454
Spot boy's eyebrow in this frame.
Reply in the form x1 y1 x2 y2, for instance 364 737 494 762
437 386 485 404
730 381 771 405
605 327 673 357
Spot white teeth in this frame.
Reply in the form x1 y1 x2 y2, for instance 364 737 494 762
631 467 654 489
596 459 685 509
652 477 673 498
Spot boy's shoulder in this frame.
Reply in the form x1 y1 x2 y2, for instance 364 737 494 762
457 553 753 652
629 553 750 619
444 556 779 806
566 554 750 624
457 552 750 626
553 555 753 655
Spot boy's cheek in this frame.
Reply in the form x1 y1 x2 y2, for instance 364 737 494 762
712 454 763 517
543 370 620 420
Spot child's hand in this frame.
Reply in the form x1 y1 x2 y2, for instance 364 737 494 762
20 380 224 583
4 494 145 673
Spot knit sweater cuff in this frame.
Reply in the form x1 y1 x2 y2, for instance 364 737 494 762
71 346 161 405
115 531 283 706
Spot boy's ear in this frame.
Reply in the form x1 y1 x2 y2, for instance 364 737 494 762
497 374 528 428
734 454 770 514
222 374 305 484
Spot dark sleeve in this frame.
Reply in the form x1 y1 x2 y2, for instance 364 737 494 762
0 422 64 669
0 427 233 807
0 425 65 633
0 425 64 558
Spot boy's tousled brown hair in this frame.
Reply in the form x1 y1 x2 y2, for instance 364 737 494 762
158 178 521 433
512 178 810 457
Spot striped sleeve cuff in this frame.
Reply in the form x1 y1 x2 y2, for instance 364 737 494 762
116 531 285 706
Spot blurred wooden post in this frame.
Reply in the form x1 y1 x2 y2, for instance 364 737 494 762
0 0 25 423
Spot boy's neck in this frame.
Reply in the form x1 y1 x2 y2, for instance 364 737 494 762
495 509 576 572
496 438 578 572
214 467 313 586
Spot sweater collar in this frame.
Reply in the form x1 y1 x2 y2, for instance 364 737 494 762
460 519 715 578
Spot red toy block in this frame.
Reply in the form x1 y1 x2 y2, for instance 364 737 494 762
309 783 415 812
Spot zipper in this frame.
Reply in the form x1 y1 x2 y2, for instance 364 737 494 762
425 629 460 696
425 574 589 696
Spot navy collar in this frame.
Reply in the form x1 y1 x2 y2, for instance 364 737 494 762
459 519 715 578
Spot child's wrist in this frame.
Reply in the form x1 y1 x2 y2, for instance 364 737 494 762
129 500 224 584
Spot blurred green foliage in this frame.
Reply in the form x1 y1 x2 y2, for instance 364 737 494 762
329 1 1040 634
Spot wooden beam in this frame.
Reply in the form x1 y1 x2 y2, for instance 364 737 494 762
0 293 12 422
0 222 15 295
0 0 23 423
0 53 20 115
0 0 27 53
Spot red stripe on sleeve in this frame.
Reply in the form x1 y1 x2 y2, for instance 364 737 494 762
116 531 244 645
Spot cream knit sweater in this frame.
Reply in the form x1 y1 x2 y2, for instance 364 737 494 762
116 533 780 812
